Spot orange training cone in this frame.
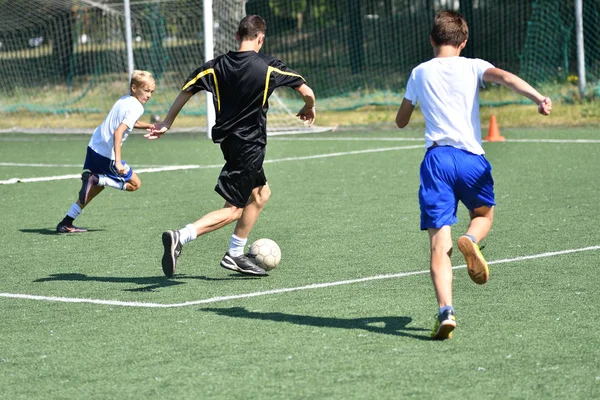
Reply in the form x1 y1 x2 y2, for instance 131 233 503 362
485 115 505 142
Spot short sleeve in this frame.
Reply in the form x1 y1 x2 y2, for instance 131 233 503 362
182 60 216 94
268 58 306 89
404 69 418 105
122 102 144 129
473 58 495 87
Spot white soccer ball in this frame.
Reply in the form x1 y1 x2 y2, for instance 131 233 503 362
248 238 281 271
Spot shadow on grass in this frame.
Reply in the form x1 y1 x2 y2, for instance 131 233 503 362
202 306 431 340
20 228 105 235
33 273 257 292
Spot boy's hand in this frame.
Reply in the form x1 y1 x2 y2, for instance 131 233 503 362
144 122 170 140
538 97 552 116
115 161 128 175
296 105 316 127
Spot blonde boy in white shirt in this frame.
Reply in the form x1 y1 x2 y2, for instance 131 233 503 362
56 70 156 233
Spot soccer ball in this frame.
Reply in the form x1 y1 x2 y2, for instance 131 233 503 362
248 238 281 271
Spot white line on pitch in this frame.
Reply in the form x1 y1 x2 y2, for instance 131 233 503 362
0 145 422 185
270 137 600 143
503 138 600 143
0 162 176 168
1 245 598 308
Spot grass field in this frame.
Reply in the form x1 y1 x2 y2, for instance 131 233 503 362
1 126 599 399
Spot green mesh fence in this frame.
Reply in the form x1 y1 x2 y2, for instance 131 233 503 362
0 0 598 128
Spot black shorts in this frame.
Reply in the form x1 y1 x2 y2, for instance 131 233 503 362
215 138 267 208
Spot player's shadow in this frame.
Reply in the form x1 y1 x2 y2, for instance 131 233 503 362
20 228 105 235
202 307 430 340
33 273 246 292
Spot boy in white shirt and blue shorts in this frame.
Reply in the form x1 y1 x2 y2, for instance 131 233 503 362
396 10 552 340
56 70 156 233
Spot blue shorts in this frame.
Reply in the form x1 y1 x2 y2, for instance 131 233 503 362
419 146 495 230
83 146 133 182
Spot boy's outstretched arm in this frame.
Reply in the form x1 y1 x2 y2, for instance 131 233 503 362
134 121 155 130
113 122 130 174
145 91 195 139
295 83 316 126
483 68 552 115
396 98 415 128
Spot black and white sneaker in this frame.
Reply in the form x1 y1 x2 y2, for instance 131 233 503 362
161 230 182 278
220 252 268 276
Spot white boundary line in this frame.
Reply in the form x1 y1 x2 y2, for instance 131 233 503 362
0 145 423 185
2 137 598 183
1 245 598 308
272 137 600 143
0 162 167 168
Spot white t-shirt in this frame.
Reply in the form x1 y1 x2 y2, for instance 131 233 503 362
404 57 494 155
88 95 144 160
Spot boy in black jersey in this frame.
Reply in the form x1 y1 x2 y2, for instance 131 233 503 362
146 15 316 277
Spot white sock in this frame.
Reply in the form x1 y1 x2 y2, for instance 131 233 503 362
66 203 82 219
98 175 125 190
178 224 197 245
228 234 247 257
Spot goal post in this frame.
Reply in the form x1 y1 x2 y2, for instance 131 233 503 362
202 0 215 137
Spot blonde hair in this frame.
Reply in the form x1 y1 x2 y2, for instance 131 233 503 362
130 70 155 88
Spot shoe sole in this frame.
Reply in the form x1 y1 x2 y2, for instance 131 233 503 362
56 226 88 233
457 236 489 284
161 231 177 278
220 255 267 276
432 320 456 340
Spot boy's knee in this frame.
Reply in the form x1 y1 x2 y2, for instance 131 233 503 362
431 243 452 257
254 185 271 207
229 207 244 222
127 179 141 191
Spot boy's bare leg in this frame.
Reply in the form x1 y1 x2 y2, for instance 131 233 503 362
78 186 104 209
458 206 494 284
161 185 271 278
466 206 494 243
233 184 271 239
123 172 141 192
56 185 104 233
429 225 457 340
428 226 454 308
192 205 244 236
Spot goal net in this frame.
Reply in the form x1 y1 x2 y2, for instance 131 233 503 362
0 0 327 134
1 0 599 132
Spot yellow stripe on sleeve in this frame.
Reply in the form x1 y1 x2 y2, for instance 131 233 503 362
182 68 221 112
262 66 305 106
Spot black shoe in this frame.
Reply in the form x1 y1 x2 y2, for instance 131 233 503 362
78 170 99 205
161 230 182 278
220 252 268 276
56 222 88 233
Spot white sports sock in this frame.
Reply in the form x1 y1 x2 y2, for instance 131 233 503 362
178 224 197 245
228 234 247 257
98 175 125 190
66 203 82 219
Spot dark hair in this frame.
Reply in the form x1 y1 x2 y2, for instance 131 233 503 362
430 10 468 47
237 15 267 40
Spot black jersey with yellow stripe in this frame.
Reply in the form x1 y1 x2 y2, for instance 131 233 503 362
182 51 305 144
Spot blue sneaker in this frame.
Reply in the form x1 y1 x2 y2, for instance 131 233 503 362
431 309 456 340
